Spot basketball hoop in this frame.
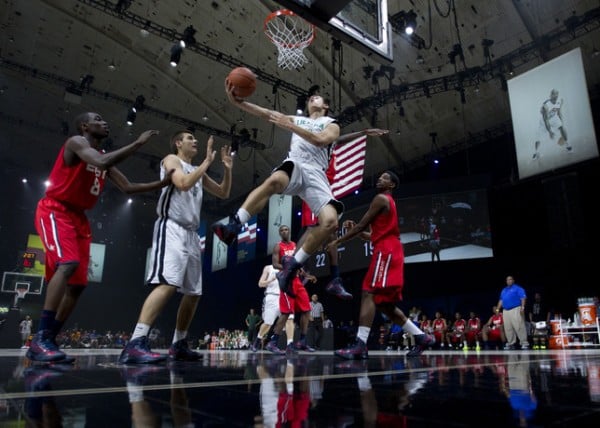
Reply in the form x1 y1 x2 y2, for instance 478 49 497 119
264 9 315 70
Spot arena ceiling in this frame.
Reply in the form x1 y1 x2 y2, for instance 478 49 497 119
1 0 599 210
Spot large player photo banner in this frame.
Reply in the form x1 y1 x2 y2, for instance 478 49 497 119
508 47 598 180
211 216 230 272
267 195 292 255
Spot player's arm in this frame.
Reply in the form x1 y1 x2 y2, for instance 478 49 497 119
272 244 282 269
65 130 159 169
557 99 564 121
225 81 273 120
166 135 216 192
107 166 174 194
258 266 271 288
270 115 340 147
335 128 389 146
329 194 389 247
341 219 371 241
203 143 233 199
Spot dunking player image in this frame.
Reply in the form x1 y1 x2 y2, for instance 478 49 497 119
119 133 233 364
29 112 172 363
328 171 434 359
532 88 571 160
212 84 343 296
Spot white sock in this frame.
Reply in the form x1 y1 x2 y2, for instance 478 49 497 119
357 376 372 391
236 208 251 224
402 320 424 336
131 323 150 341
357 326 370 343
294 248 310 264
172 330 187 344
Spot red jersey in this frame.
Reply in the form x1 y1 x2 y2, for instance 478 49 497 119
278 240 296 259
45 144 107 210
490 313 503 329
433 318 446 332
370 194 400 245
467 317 481 331
452 319 466 333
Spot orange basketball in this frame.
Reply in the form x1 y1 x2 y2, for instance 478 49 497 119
226 67 257 98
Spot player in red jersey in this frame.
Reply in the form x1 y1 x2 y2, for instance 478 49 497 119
482 305 506 350
465 311 482 349
432 311 448 349
328 171 434 359
28 112 172 363
446 311 467 349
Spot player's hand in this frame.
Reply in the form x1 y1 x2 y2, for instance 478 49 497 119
269 111 294 130
225 80 244 104
365 128 390 137
205 135 217 164
135 130 159 145
220 144 233 169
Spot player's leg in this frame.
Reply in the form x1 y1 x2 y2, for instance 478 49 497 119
335 291 372 359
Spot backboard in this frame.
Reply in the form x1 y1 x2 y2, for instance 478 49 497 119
1 272 44 295
273 0 392 62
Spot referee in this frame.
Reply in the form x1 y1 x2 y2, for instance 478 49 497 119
309 294 324 349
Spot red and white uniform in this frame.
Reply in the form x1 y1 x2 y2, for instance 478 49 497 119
278 240 296 259
432 318 447 343
449 318 466 345
488 313 504 341
35 144 106 285
465 317 481 344
277 240 310 314
362 194 404 305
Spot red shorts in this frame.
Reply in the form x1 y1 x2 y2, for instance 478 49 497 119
370 287 403 305
34 197 91 285
465 330 480 343
279 277 310 314
362 241 404 291
488 328 502 341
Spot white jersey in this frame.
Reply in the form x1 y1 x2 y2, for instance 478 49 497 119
156 159 203 230
263 265 280 296
288 115 337 171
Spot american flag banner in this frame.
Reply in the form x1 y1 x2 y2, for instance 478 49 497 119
301 136 367 227
330 136 367 198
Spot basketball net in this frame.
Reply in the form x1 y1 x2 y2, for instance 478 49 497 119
13 288 28 308
264 9 315 70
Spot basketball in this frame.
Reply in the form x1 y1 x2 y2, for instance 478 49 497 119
226 67 257 98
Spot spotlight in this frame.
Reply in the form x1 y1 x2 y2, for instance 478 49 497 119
202 112 209 122
404 10 417 35
296 95 307 114
22 178 27 184
133 95 146 111
126 109 136 126
170 44 183 67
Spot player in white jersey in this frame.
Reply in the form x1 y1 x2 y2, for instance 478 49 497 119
532 89 571 160
120 131 233 364
251 264 281 352
213 87 343 296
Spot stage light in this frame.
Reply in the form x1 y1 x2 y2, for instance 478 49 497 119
170 44 183 67
126 109 136 126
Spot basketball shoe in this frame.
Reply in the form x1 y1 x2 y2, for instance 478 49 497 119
276 256 302 297
169 339 202 361
325 277 353 300
26 330 66 363
119 336 166 364
211 215 242 245
406 333 435 357
335 338 368 360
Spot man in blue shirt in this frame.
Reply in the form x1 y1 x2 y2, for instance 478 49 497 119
496 276 529 350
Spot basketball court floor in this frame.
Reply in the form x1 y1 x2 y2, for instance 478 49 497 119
0 348 598 427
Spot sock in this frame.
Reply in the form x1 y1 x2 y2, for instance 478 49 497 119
357 376 372 391
51 319 65 337
401 320 424 336
131 323 151 341
294 248 310 264
126 384 144 403
39 310 56 332
236 208 250 224
357 326 370 343
172 330 188 344
330 265 340 279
